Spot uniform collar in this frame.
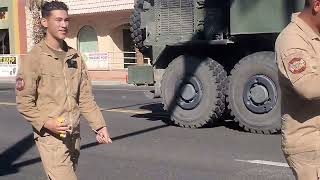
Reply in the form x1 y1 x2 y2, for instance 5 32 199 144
39 40 77 61
292 12 320 40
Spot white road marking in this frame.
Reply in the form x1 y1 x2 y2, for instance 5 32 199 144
0 102 153 114
0 102 168 116
0 102 16 106
0 90 12 93
235 159 289 167
101 108 152 114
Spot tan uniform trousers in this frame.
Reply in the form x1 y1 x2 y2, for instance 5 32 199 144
35 133 80 180
286 151 320 180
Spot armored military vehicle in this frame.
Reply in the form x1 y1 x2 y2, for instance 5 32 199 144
129 0 303 134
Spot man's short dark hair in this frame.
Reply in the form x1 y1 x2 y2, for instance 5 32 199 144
305 0 313 7
41 1 69 18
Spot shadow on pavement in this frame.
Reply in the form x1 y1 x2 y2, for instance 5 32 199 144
81 124 169 149
100 101 162 112
0 133 34 176
133 103 248 132
0 124 169 177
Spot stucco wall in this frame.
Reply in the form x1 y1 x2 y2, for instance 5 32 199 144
65 10 132 69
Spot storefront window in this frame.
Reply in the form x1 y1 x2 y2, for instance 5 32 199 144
0 7 8 20
77 25 98 53
123 28 135 68
0 29 9 54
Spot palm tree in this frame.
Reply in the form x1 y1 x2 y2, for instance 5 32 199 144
26 0 45 45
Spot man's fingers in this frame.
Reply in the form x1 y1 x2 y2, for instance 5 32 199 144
56 125 70 135
103 135 112 143
96 134 112 144
58 130 67 134
101 135 112 144
99 133 107 144
96 136 101 143
95 127 112 144
58 123 69 127
96 135 103 143
57 126 69 131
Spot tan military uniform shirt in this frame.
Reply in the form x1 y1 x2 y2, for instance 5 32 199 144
276 13 320 154
16 40 106 137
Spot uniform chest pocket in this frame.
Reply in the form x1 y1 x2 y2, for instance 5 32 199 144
41 67 64 80
38 72 65 98
67 68 80 97
40 72 64 83
307 60 318 74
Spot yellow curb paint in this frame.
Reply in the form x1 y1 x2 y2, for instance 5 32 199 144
0 102 167 116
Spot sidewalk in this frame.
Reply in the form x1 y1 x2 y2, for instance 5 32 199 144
89 70 128 85
0 70 128 86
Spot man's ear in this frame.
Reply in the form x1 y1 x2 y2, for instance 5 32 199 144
41 18 48 28
314 0 320 13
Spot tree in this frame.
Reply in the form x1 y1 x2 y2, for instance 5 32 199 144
26 0 45 44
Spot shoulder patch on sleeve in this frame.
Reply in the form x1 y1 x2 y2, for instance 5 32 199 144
288 57 306 74
16 76 25 91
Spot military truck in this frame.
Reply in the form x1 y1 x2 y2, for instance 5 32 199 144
129 0 303 134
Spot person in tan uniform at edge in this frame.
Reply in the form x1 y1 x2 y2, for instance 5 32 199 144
276 0 320 179
16 1 112 180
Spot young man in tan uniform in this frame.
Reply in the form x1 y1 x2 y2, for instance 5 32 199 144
276 0 320 179
16 1 112 180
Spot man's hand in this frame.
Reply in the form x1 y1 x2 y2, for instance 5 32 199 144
43 118 70 135
95 127 112 144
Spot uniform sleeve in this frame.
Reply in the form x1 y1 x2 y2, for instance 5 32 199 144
277 35 320 100
79 59 106 130
16 54 47 132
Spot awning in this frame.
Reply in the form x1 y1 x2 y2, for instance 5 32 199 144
63 0 134 15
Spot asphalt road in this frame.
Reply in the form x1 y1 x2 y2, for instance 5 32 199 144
0 83 294 180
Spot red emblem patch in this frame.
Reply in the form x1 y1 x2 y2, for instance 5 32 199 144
16 77 25 91
288 58 306 74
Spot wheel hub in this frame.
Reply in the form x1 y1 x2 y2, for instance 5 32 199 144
181 84 196 101
250 85 269 104
176 76 203 110
243 75 277 114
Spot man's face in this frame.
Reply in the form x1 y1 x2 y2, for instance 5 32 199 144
42 10 69 40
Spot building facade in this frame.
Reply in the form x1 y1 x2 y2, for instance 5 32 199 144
1 0 136 67
0 0 27 55
0 0 135 80
64 0 135 70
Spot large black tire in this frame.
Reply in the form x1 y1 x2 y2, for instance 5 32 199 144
227 51 281 134
129 0 146 51
161 55 227 128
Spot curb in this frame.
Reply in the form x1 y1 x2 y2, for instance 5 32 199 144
0 78 15 84
91 80 128 86
0 78 128 86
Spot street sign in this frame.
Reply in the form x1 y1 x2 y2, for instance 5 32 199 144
82 52 109 70
0 55 18 77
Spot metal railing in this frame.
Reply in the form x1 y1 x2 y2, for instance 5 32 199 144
0 52 151 74
110 51 151 69
82 51 151 70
